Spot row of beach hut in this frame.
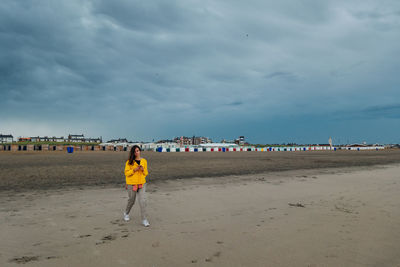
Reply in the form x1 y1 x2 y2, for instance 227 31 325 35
154 146 385 152
0 144 129 152
0 144 385 152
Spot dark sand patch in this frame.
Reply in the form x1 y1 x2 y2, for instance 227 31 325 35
1 150 400 192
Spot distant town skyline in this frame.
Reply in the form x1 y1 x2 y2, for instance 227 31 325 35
1 1 400 144
0 132 393 146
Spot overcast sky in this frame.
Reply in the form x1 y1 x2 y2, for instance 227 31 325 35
1 0 400 144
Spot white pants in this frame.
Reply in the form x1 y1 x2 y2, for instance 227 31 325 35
125 184 147 220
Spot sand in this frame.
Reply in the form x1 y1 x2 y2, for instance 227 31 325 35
2 149 400 191
1 163 400 266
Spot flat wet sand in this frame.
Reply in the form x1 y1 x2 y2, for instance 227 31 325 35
1 164 400 266
1 149 400 191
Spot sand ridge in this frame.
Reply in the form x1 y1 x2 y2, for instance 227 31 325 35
1 149 400 191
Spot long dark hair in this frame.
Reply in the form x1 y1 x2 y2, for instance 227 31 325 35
128 145 141 165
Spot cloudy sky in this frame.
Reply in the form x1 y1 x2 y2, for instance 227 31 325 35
1 0 400 144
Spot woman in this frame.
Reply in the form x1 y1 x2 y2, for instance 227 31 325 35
123 145 150 227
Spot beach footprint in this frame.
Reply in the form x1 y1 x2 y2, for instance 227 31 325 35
9 256 39 264
110 219 125 226
213 251 221 257
96 233 117 245
204 251 221 263
78 234 92 238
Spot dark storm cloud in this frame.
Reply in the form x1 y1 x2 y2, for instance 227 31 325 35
353 9 400 20
1 0 400 143
363 104 400 119
0 2 110 103
226 101 243 106
264 72 297 82
93 1 193 32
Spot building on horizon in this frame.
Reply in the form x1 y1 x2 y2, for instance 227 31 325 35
0 134 13 143
157 139 175 144
18 137 31 142
107 138 129 143
234 136 245 145
15 134 102 143
30 136 65 142
199 143 239 148
68 134 84 142
173 136 212 146
68 134 102 143
221 136 246 145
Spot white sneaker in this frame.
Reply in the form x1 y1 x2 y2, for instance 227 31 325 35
142 219 150 227
123 212 130 222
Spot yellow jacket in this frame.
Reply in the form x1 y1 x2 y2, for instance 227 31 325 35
124 158 148 185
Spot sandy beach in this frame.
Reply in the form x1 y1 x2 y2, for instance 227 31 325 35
2 150 400 191
1 154 400 266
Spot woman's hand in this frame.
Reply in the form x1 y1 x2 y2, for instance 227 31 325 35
134 165 144 172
